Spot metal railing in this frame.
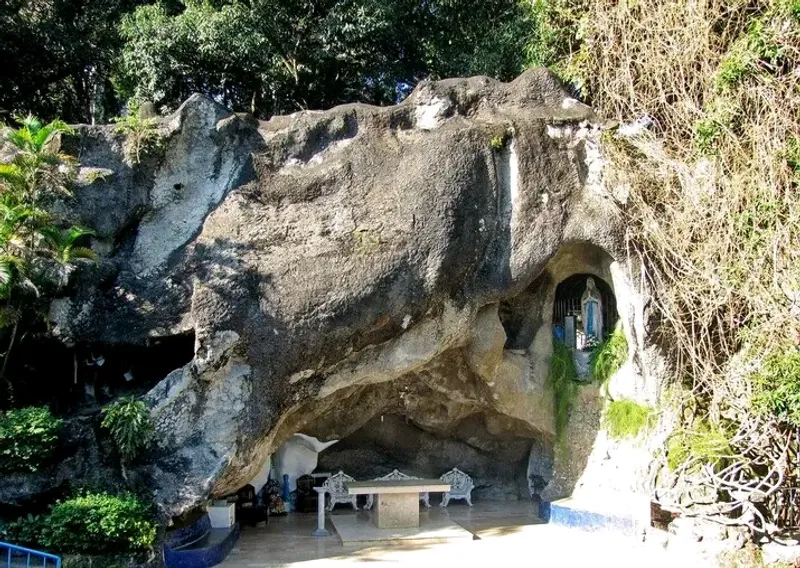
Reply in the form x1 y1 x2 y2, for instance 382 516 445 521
1 542 61 568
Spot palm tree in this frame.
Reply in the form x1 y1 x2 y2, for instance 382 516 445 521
0 115 95 404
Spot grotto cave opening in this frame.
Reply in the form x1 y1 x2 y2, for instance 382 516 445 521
4 331 195 410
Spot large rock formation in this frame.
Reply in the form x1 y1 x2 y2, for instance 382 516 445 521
41 69 654 518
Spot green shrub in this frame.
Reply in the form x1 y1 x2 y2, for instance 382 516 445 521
489 134 505 150
589 323 628 384
0 406 62 473
751 348 800 428
41 493 157 554
603 399 655 439
667 421 733 472
715 47 753 90
548 339 580 439
785 135 800 173
1 513 46 547
112 102 162 166
101 397 154 463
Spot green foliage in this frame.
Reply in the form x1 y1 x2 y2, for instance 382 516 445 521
490 135 506 150
603 399 654 439
520 0 587 91
785 135 800 174
1 513 47 546
3 493 157 554
666 421 733 472
116 0 533 117
112 102 163 165
101 397 154 463
716 47 753 90
589 323 627 384
0 115 96 403
521 0 584 67
0 0 149 123
0 406 61 473
548 339 579 439
0 115 96 299
715 17 784 91
751 348 800 428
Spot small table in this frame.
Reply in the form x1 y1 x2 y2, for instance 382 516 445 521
347 479 450 529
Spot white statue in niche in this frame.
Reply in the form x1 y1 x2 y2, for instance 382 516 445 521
581 277 603 345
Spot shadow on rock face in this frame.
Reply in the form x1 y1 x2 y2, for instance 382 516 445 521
39 69 648 517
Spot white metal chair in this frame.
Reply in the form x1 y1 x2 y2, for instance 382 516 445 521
364 469 431 509
439 467 474 507
322 470 359 511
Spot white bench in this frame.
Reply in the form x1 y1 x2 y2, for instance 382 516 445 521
322 471 358 511
364 469 431 510
348 479 449 529
439 468 474 507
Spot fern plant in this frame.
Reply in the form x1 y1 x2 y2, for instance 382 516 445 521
101 397 154 463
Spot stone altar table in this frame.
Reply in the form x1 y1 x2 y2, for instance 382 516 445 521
347 479 450 529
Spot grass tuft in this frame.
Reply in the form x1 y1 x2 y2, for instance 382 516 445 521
603 399 655 439
548 339 579 440
589 323 628 384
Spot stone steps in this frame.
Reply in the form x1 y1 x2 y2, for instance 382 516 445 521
165 513 240 568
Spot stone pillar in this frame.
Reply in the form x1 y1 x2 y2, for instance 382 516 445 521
313 487 329 536
375 493 420 529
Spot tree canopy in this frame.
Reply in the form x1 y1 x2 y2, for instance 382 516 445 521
1 0 536 122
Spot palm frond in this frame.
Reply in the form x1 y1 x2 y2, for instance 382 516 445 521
65 226 96 244
65 246 97 263
0 258 12 285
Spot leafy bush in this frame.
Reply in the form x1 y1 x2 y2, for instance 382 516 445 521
1 493 157 554
603 399 654 439
589 323 628 384
751 348 800 428
112 102 162 166
667 421 734 472
489 135 505 150
1 513 46 547
0 406 62 473
40 493 157 554
548 339 579 439
101 397 154 463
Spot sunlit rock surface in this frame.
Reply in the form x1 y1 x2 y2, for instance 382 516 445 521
37 69 660 517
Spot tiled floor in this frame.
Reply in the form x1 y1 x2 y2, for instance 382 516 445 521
218 500 693 567
220 501 541 567
329 510 473 544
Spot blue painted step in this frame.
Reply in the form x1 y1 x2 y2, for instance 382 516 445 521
164 513 240 568
542 496 649 537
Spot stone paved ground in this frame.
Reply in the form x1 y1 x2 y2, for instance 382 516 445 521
219 501 712 567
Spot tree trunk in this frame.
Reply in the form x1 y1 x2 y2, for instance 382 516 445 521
1 315 20 407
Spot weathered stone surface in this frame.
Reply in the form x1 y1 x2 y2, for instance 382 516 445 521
16 68 655 518
316 414 532 501
0 416 123 508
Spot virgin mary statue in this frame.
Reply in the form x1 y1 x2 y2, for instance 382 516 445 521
581 277 603 343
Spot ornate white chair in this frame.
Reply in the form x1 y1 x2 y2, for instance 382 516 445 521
322 470 358 511
364 469 431 509
439 468 474 507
